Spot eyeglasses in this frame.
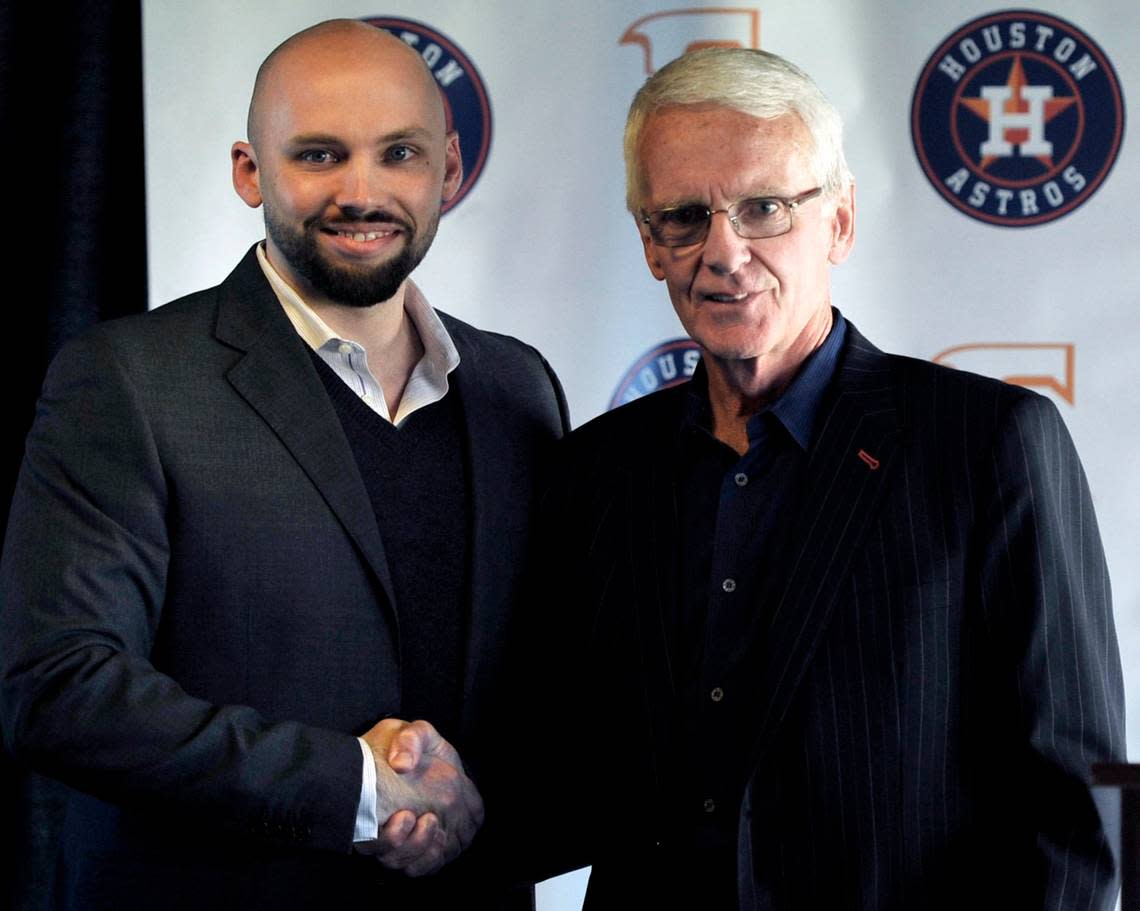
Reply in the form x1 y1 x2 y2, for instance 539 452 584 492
640 187 823 248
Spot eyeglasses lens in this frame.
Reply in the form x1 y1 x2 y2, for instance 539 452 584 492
734 199 789 238
649 198 791 247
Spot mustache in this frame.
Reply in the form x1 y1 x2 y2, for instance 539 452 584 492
310 212 414 234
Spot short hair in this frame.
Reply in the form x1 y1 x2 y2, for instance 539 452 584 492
623 47 852 213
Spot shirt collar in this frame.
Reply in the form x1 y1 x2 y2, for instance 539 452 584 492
763 309 846 451
255 243 460 385
683 309 847 452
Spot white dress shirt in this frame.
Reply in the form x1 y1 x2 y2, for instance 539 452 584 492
257 244 460 425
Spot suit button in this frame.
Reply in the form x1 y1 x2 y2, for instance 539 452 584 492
703 798 716 814
721 578 736 593
710 686 724 702
734 472 748 487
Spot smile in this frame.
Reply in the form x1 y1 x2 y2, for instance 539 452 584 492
703 291 756 303
323 228 399 241
343 230 388 241
315 225 407 258
707 292 747 302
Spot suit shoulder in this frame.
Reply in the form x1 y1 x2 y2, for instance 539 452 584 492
875 350 1074 472
60 285 221 360
437 309 550 367
843 323 1054 419
438 311 562 391
437 310 569 434
40 286 236 415
884 350 1055 417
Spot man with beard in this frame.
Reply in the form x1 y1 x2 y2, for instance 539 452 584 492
0 20 567 910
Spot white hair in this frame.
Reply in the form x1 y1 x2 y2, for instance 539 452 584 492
624 47 852 212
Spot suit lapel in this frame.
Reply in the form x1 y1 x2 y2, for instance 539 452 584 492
634 445 685 753
646 435 685 682
747 325 901 764
445 331 507 729
213 247 398 619
615 394 688 799
445 320 570 740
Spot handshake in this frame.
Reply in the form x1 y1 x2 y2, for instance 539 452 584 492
355 719 485 877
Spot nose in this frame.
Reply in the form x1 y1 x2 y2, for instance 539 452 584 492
700 209 751 275
334 158 386 214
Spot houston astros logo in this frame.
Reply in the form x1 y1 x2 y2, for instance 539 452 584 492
911 10 1123 227
610 339 702 410
363 17 492 213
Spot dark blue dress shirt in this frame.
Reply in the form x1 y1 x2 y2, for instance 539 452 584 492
670 312 847 906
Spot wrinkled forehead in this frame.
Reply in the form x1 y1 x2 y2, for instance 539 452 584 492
637 105 815 202
641 103 812 158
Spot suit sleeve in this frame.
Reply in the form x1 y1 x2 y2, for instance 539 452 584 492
0 331 363 853
979 391 1125 908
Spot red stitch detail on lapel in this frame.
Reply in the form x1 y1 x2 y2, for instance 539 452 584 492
857 449 880 470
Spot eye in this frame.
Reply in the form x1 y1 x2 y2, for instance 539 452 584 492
738 197 783 220
659 205 708 227
297 149 339 165
386 144 418 163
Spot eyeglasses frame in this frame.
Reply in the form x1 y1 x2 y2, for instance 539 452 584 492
640 186 825 248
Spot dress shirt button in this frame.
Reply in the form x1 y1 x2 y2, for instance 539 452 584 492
337 342 354 356
734 472 749 487
710 686 724 703
703 798 716 814
721 578 736 593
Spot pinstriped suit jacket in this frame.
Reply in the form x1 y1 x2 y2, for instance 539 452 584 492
537 321 1123 910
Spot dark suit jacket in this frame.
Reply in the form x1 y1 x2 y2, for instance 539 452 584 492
534 321 1123 910
0 246 569 909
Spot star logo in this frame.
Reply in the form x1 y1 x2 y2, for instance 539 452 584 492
958 55 1078 174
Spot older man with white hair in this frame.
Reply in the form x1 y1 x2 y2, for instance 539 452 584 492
533 47 1123 910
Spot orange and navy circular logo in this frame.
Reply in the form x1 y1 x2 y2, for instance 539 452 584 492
609 339 701 410
911 10 1123 227
363 17 492 214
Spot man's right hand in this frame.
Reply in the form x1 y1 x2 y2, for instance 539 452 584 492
357 719 484 876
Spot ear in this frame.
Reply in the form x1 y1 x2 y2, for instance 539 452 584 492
827 181 856 265
441 131 463 203
231 142 263 209
638 217 667 281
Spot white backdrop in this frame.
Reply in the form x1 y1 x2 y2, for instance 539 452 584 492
144 2 1138 905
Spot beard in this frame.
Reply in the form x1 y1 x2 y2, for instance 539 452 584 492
265 207 439 308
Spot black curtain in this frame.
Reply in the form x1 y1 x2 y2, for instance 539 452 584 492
0 0 147 906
